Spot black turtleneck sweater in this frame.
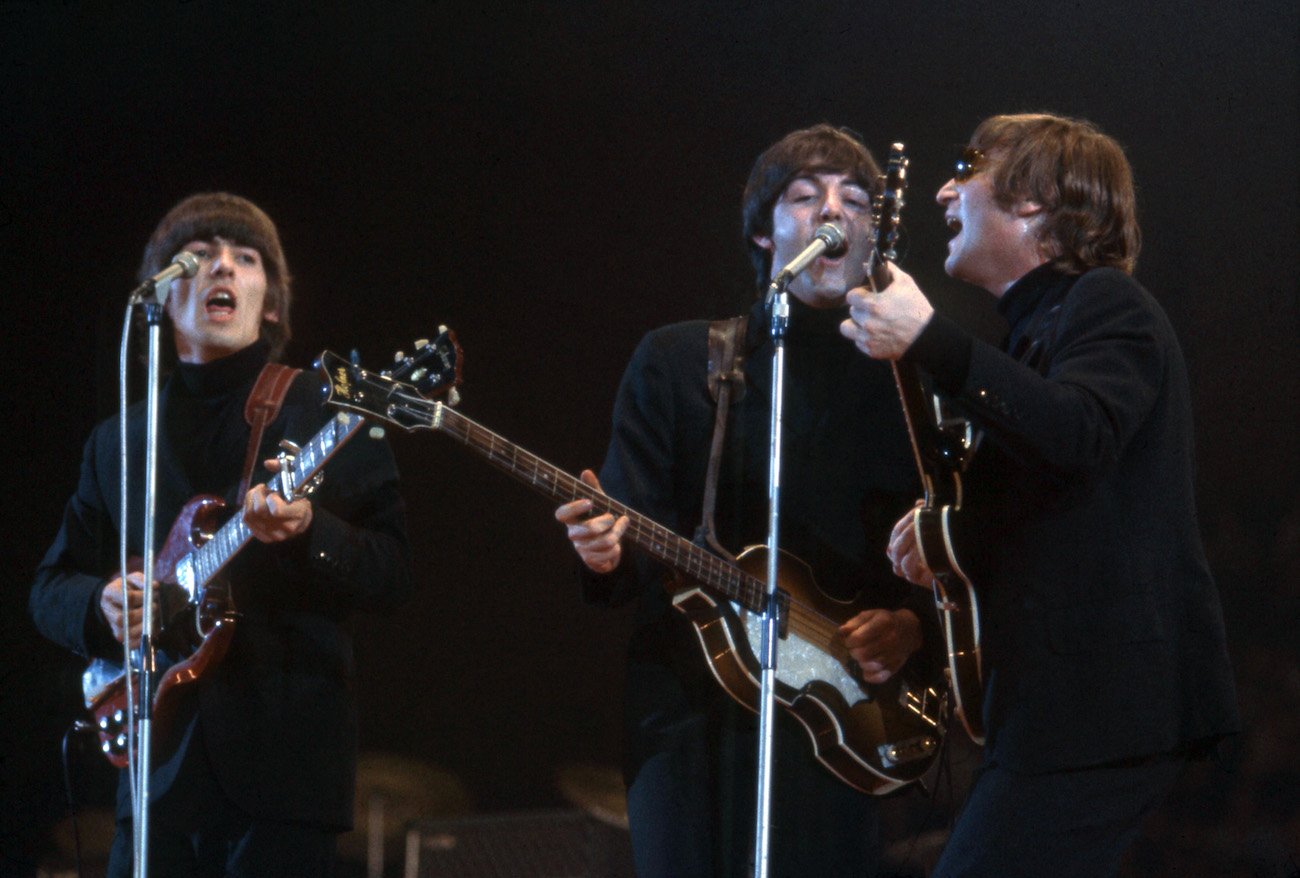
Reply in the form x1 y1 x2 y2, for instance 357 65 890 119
31 340 411 828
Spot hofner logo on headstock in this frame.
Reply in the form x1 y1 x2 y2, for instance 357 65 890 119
332 367 353 399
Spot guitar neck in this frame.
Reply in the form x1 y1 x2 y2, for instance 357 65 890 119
431 404 769 613
186 412 366 589
869 250 957 507
890 358 941 495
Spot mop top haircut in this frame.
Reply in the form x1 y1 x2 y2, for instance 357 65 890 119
742 124 884 292
139 192 292 360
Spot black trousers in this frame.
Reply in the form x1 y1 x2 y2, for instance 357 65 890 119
625 701 882 878
106 716 339 878
932 752 1186 878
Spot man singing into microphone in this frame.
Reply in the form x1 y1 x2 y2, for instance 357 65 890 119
843 113 1239 875
30 193 412 876
554 125 936 876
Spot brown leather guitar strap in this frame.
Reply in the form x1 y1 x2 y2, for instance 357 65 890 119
236 363 302 503
695 315 748 561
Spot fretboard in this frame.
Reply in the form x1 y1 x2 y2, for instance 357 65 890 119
431 403 771 614
186 412 365 589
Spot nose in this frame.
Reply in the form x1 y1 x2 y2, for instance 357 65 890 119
936 179 958 205
820 188 844 220
207 242 235 276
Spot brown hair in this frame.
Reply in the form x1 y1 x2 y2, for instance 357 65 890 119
970 113 1140 274
139 192 292 359
742 124 883 290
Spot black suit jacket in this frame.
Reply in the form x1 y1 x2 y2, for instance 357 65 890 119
907 264 1239 773
30 343 411 828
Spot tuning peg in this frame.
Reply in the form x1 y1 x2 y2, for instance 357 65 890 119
278 440 302 455
448 388 461 407
414 338 429 349
438 324 449 334
394 350 405 362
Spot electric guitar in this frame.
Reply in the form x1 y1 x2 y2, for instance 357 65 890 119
320 344 946 794
869 143 985 743
82 330 463 766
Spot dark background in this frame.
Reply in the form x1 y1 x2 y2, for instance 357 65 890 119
2 2 1296 875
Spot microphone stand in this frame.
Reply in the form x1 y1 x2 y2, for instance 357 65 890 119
752 280 790 878
129 281 169 878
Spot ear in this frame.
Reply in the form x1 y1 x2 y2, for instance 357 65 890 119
752 234 773 253
263 306 281 324
1014 200 1044 218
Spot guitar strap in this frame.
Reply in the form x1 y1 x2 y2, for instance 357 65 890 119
236 363 302 503
694 315 748 561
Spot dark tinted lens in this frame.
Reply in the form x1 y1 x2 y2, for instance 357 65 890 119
955 147 984 182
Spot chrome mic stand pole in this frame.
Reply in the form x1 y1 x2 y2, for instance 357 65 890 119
752 281 790 878
131 283 168 878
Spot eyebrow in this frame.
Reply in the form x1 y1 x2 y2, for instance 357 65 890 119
786 174 869 192
186 237 259 253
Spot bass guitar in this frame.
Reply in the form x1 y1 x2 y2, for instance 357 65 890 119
319 343 946 794
868 143 985 743
83 330 463 766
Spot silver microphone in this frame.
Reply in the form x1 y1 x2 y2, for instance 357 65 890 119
150 251 201 286
766 223 847 298
130 251 200 302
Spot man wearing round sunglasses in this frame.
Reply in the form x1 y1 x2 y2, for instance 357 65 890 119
841 114 1238 875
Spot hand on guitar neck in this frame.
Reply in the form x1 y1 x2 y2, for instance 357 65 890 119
555 469 629 575
242 456 314 543
841 262 935 361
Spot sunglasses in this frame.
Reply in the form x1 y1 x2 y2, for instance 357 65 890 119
954 147 985 183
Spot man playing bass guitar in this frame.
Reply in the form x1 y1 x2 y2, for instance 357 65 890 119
556 125 941 877
30 193 412 877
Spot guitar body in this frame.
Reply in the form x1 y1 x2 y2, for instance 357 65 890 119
914 505 984 744
671 545 944 794
84 494 240 767
86 616 236 768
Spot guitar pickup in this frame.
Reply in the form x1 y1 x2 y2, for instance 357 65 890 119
878 735 938 768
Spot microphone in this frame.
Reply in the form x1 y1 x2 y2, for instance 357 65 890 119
766 223 847 298
130 251 200 302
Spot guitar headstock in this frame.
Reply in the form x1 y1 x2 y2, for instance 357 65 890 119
317 326 464 431
872 142 909 270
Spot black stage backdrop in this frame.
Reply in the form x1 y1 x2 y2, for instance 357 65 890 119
2 3 1296 875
